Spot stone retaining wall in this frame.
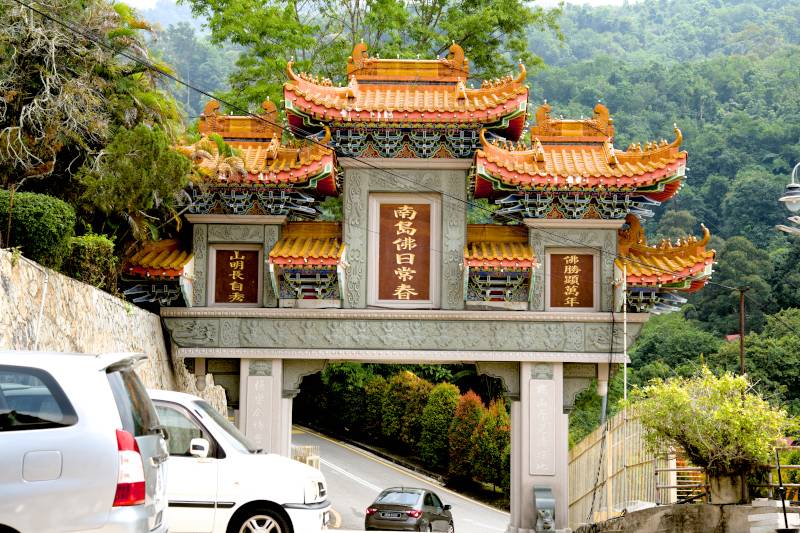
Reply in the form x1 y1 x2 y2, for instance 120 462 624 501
0 249 226 412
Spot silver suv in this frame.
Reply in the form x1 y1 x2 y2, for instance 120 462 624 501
0 352 169 533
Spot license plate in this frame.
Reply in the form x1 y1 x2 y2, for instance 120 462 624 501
381 512 402 518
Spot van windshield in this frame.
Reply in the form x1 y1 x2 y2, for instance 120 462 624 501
194 400 258 453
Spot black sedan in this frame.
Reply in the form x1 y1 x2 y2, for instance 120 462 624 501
365 487 454 532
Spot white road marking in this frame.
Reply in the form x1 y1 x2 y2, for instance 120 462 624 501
321 457 382 493
462 518 506 531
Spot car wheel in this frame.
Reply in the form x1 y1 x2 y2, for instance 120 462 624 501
231 508 291 533
447 522 455 533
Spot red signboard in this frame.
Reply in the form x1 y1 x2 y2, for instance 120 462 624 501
549 253 594 308
378 203 431 301
214 249 260 304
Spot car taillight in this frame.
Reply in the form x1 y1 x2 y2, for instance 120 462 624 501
113 429 146 506
406 509 422 519
366 507 378 516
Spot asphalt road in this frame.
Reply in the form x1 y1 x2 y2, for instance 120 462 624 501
292 426 509 533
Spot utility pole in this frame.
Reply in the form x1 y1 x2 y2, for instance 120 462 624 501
738 287 749 376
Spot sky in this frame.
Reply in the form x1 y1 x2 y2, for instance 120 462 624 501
129 0 631 12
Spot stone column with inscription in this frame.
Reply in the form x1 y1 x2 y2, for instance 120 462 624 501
239 358 291 456
509 362 569 532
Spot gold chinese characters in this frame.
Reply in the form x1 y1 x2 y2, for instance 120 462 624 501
563 254 580 307
392 205 418 300
228 250 247 303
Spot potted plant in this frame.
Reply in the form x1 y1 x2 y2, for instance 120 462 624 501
630 366 793 504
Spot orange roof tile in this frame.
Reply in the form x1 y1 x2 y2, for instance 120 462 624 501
178 114 337 195
125 239 192 279
269 222 345 266
474 106 687 191
284 43 528 125
616 215 714 290
464 224 535 268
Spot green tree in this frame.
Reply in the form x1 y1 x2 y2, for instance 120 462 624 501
629 312 722 369
419 382 460 471
321 362 374 435
469 398 510 490
0 0 189 256
448 390 485 482
382 371 432 451
631 366 792 478
77 124 190 240
179 0 561 108
363 375 388 441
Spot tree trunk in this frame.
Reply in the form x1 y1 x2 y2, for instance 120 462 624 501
708 474 748 504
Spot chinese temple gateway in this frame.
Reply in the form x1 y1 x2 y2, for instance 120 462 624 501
154 43 715 532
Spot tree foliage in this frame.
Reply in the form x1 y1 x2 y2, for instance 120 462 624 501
62 233 118 293
419 382 460 471
469 398 510 489
0 0 188 256
448 390 485 481
178 0 561 108
0 190 75 269
631 366 792 477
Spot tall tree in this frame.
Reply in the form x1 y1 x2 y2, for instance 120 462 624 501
0 0 188 245
179 0 562 108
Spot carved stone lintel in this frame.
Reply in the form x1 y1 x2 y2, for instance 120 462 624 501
476 361 520 400
208 224 265 243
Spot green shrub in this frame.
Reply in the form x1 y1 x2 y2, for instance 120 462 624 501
470 398 510 489
448 390 486 481
321 363 373 435
382 371 433 451
62 233 118 293
419 382 461 471
0 189 76 269
364 375 388 441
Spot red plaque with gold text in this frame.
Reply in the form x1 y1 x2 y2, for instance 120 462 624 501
378 203 431 301
214 249 260 304
549 253 594 308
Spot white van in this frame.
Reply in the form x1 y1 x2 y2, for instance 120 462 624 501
148 389 330 533
0 352 169 533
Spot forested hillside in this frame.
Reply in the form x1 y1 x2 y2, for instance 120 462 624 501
530 0 800 443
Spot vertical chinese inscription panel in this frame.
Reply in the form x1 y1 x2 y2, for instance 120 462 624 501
214 249 260 304
378 203 431 301
549 253 594 309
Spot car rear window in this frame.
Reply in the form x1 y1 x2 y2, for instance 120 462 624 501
0 365 77 432
107 368 159 436
377 491 422 506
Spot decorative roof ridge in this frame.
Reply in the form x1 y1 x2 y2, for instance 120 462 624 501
616 126 684 163
618 214 712 258
529 102 614 141
199 99 280 140
347 41 469 81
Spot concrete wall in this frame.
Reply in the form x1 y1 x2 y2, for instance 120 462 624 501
0 249 226 412
574 503 800 533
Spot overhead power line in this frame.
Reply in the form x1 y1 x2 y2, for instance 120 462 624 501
8 0 753 298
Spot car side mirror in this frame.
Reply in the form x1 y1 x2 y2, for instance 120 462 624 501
443 504 451 511
189 437 210 458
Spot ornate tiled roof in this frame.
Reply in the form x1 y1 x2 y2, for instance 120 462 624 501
473 103 686 199
284 43 528 135
616 215 714 291
464 225 535 268
269 222 344 266
178 101 338 196
124 239 193 279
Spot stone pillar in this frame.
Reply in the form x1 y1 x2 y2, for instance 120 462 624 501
239 358 291 456
509 362 569 532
